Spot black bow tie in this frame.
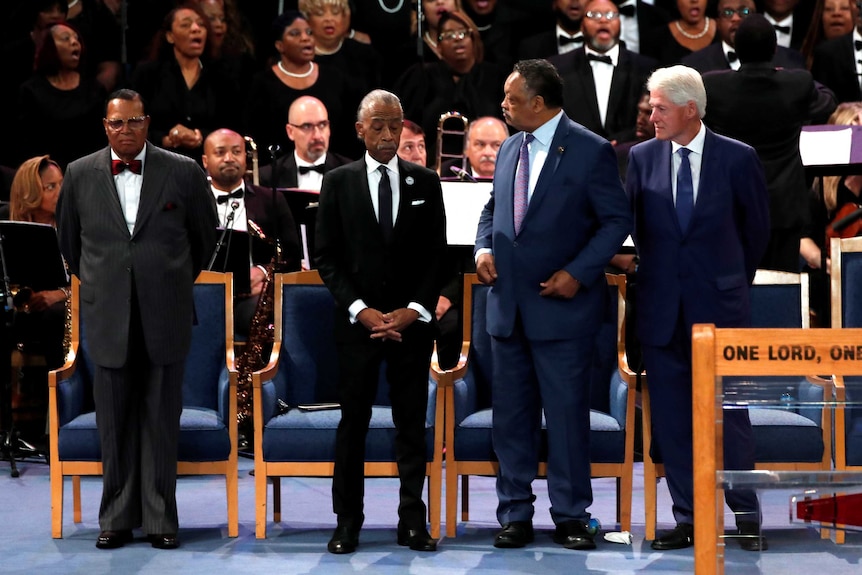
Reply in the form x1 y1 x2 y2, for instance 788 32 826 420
618 3 636 17
855 39 862 51
298 164 326 175
773 24 791 34
587 53 613 65
559 34 584 46
216 189 244 204
726 51 737 63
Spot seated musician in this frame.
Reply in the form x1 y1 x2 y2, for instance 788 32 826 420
800 101 862 326
442 116 509 181
257 96 352 190
4 155 69 370
202 129 302 338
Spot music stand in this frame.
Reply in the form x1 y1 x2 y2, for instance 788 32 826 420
209 228 254 296
276 188 320 268
0 221 64 476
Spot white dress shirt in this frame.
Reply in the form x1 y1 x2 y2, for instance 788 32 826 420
671 121 706 206
764 13 793 49
585 44 620 129
556 24 583 55
723 40 741 71
111 148 145 235
855 29 862 90
295 151 327 191
212 183 248 232
618 0 640 54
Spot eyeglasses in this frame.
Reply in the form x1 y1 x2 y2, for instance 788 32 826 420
104 115 148 132
719 7 752 18
289 120 330 133
584 10 620 20
438 29 471 42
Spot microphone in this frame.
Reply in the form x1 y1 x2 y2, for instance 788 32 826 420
207 201 241 270
230 200 240 210
832 206 862 233
450 165 478 183
268 144 281 162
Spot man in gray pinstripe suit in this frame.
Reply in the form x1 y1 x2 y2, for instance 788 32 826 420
57 89 218 550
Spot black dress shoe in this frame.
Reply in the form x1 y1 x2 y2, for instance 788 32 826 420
96 530 133 549
397 526 438 552
553 520 597 550
147 534 179 549
493 521 534 548
651 523 694 550
737 522 768 551
327 525 359 554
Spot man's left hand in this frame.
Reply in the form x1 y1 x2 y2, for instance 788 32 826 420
249 266 266 296
371 308 420 341
539 270 580 299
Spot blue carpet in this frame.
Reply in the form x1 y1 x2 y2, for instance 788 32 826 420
1 457 860 574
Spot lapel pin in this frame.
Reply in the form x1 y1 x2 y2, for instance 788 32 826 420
558 146 565 155
405 176 414 185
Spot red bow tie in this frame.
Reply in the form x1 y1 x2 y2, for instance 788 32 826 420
111 159 142 175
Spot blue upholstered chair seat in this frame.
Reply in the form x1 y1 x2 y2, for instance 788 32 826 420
847 417 862 466
261 406 435 462
57 407 231 463
749 409 824 463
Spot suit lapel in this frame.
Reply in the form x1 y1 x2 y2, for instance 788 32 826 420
131 144 167 237
575 51 603 129
607 51 629 129
523 116 570 227
354 159 382 239
95 147 133 235
653 139 681 234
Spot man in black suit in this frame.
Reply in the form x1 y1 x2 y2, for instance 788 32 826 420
763 0 808 50
683 0 805 73
703 14 836 271
550 0 658 144
519 0 586 60
315 89 447 555
614 0 670 55
57 89 218 550
202 129 302 337
258 96 352 190
811 3 862 104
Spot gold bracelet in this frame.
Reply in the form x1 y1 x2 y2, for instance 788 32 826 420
59 287 71 300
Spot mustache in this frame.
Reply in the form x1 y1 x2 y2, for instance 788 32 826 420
478 155 496 164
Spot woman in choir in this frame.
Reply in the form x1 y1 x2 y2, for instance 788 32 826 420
642 0 718 65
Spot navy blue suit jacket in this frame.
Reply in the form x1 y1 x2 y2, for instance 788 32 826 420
625 129 770 347
475 113 631 341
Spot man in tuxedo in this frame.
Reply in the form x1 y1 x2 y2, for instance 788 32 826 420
56 89 218 550
475 59 630 550
811 2 862 104
614 0 670 55
396 120 428 168
315 89 447 554
444 116 510 181
763 0 808 50
202 129 302 336
518 0 586 60
258 96 352 190
703 14 835 272
625 65 770 551
550 0 658 144
682 0 805 73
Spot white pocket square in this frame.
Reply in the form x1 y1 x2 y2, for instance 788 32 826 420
411 199 425 206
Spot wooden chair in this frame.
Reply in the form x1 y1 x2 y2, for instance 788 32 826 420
431 273 637 537
48 271 238 538
251 270 443 539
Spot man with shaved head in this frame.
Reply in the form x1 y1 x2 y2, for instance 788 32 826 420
258 96 352 190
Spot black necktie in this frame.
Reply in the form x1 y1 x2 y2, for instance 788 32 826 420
587 53 613 65
559 35 584 46
855 40 862 51
377 165 393 243
216 189 244 204
726 51 737 63
773 24 791 34
618 3 636 17
298 164 325 175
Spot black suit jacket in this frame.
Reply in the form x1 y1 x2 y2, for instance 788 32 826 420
811 33 862 104
243 182 302 271
518 31 574 60
550 47 657 143
257 152 353 189
703 63 837 229
315 157 447 343
682 43 805 73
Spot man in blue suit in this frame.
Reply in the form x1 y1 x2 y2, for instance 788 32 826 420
625 65 771 551
475 59 631 550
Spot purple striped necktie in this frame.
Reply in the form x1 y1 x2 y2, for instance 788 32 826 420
514 133 534 234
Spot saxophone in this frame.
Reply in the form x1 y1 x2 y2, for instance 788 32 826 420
235 220 278 443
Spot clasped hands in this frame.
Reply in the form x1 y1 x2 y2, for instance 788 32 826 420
357 307 420 342
476 253 580 298
164 124 203 149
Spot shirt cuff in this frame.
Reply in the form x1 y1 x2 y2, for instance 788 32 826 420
348 299 367 324
408 302 432 323
475 247 492 263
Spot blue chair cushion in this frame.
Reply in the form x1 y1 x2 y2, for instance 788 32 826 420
750 408 824 463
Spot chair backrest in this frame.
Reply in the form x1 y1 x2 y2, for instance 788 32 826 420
832 236 862 329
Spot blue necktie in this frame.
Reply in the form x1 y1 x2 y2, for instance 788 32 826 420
676 148 694 231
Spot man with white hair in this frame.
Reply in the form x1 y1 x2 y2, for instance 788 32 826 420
625 65 771 552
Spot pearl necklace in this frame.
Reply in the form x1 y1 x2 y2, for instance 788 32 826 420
423 31 438 50
68 0 80 9
378 0 404 14
277 60 315 78
315 39 344 55
674 17 711 40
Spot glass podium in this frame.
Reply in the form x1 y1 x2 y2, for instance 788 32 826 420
691 325 862 574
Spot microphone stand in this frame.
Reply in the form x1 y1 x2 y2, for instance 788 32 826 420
268 145 284 270
207 201 240 271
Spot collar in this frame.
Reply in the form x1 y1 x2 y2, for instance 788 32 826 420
365 152 399 175
855 28 862 48
531 110 565 148
111 146 146 168
764 12 792 29
585 43 620 65
722 40 734 58
556 24 583 41
212 182 244 198
295 150 327 168
672 121 706 156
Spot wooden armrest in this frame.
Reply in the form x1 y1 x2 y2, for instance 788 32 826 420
430 342 469 388
251 341 282 389
48 344 80 388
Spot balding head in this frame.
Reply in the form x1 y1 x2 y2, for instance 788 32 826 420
202 128 247 191
287 96 331 163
